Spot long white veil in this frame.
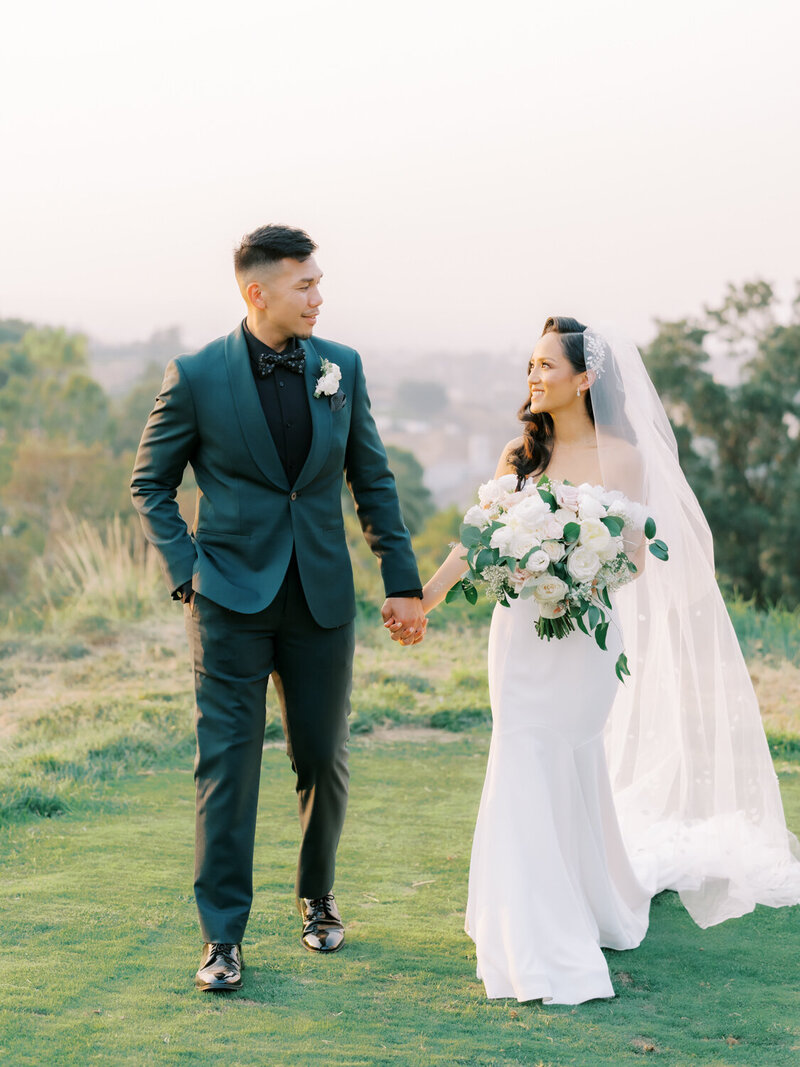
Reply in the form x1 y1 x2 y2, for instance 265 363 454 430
586 326 800 927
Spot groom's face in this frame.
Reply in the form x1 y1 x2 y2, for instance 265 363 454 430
257 256 323 341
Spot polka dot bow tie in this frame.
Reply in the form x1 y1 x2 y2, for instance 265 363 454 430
254 348 306 378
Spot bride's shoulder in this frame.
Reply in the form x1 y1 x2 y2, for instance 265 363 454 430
493 436 525 478
502 435 525 456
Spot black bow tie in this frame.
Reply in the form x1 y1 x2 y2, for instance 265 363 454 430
254 347 305 379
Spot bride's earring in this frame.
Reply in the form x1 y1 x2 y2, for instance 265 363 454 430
576 388 582 398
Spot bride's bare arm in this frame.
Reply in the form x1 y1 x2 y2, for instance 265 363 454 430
421 438 523 613
421 544 469 613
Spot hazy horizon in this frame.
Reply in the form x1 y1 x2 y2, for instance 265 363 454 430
2 0 798 359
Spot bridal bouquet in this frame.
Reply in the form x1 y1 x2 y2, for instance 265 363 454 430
448 474 668 681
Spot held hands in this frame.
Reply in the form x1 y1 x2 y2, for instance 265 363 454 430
381 597 428 646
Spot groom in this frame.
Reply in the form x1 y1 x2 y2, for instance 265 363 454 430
131 224 425 992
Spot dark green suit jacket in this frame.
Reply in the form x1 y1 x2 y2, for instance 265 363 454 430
130 323 421 627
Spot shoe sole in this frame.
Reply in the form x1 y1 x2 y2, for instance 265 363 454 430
301 935 345 953
195 979 243 991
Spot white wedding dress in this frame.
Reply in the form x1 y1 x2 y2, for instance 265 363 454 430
465 594 651 1005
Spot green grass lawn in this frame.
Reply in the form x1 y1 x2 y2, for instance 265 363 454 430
1 737 799 1067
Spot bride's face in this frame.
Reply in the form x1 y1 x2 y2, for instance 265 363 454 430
527 333 585 416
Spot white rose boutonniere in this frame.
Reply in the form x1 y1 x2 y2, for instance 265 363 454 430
314 358 342 398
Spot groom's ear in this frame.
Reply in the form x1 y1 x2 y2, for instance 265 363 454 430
246 280 267 310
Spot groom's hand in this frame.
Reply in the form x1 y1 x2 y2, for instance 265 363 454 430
381 598 427 646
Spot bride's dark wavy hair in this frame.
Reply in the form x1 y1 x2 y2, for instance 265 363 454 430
508 316 590 483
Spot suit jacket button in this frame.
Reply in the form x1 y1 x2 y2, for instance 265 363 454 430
291 491 298 500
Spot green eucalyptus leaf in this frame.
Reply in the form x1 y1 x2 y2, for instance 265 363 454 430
538 489 557 510
563 522 581 543
595 621 609 650
460 524 482 547
644 516 656 540
475 548 495 571
587 604 600 629
464 582 479 605
615 652 631 683
601 515 625 537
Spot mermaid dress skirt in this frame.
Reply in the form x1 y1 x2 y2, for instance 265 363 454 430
465 597 651 1005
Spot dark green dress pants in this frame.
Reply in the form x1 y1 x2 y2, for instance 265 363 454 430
185 556 354 943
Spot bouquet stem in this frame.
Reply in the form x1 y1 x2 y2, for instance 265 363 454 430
535 615 576 641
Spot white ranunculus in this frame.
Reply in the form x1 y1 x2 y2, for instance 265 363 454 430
524 549 551 574
579 518 611 552
463 505 490 530
531 574 569 604
541 538 566 562
566 545 602 582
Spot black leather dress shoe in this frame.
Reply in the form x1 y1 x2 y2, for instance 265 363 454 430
298 893 345 952
195 942 244 991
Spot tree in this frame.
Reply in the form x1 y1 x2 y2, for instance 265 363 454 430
385 445 434 535
644 281 800 605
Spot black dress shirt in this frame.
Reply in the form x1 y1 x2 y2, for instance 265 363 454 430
242 320 312 486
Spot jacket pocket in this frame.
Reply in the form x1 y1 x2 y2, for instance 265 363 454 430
195 529 250 542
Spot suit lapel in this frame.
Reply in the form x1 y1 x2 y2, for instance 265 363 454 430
224 324 290 490
293 338 332 492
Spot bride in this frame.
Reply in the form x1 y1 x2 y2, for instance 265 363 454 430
411 316 800 1005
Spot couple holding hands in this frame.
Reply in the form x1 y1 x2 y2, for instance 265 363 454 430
131 224 800 1006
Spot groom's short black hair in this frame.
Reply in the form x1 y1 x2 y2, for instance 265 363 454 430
234 224 317 274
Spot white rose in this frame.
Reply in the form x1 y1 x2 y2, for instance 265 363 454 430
478 474 517 508
509 495 550 525
577 493 605 520
554 507 576 526
496 473 518 492
523 549 551 574
478 480 502 508
541 539 565 562
554 483 580 511
537 600 568 619
566 545 602 582
579 518 611 552
531 514 564 542
489 524 514 554
598 535 624 563
316 373 339 396
463 505 490 530
531 574 569 604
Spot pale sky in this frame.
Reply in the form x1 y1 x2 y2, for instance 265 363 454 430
1 0 798 357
